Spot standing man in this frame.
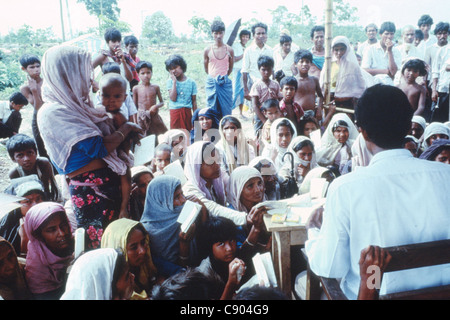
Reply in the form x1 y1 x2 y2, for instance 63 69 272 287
305 84 450 300
398 25 424 62
232 29 251 118
357 23 378 60
308 26 325 79
417 14 438 57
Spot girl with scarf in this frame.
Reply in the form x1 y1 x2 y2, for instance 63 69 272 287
101 218 158 299
61 248 134 300
160 129 190 167
419 138 450 164
421 122 450 150
37 45 143 250
190 107 220 144
316 113 358 175
24 202 73 300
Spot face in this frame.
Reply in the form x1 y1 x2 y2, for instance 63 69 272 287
39 213 72 256
114 262 135 300
23 62 41 79
155 151 171 171
403 68 420 83
136 173 152 198
169 65 184 79
366 27 378 40
403 29 415 44
101 84 126 113
126 43 138 57
19 192 44 217
427 134 449 146
11 102 25 112
259 65 273 81
108 40 121 53
171 136 185 157
296 58 311 75
414 37 422 47
240 177 264 207
0 244 17 283
419 24 431 36
303 122 318 137
404 141 418 157
410 122 424 139
173 186 186 208
282 84 296 102
200 149 221 181
435 149 450 164
199 116 213 131
281 41 291 54
263 106 281 122
254 27 268 47
126 228 148 268
333 44 347 60
240 34 250 46
296 145 314 163
333 126 350 144
312 31 325 48
436 30 449 47
13 148 37 171
212 31 224 44
138 67 152 84
212 239 237 263
222 121 239 143
381 30 395 46
276 125 293 149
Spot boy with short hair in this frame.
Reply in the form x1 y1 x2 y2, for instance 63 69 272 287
133 60 167 136
6 133 60 202
123 34 141 90
260 99 282 144
279 76 304 131
293 50 324 121
274 34 296 77
0 92 28 138
165 54 197 131
232 29 251 117
151 142 172 176
397 59 427 116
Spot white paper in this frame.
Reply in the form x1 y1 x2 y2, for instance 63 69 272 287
252 252 277 287
133 135 156 166
74 228 85 259
163 160 187 185
310 178 329 199
310 129 322 149
177 200 202 233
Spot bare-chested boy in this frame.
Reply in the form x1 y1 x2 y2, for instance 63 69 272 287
397 59 427 116
132 61 167 136
293 49 324 121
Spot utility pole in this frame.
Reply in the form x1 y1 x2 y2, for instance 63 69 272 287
59 0 66 41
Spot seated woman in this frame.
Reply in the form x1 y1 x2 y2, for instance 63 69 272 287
0 237 32 300
216 115 254 178
140 175 205 278
419 138 450 164
101 218 159 299
279 136 319 192
160 129 190 166
190 107 220 144
248 156 281 201
183 141 248 227
316 113 358 175
24 202 74 300
421 122 450 150
261 118 297 171
61 248 134 300
195 215 268 300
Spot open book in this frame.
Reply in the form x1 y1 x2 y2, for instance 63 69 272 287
177 200 202 233
163 160 187 185
252 252 277 288
133 134 156 166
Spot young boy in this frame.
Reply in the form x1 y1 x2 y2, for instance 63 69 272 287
123 35 141 90
293 49 324 121
151 142 172 176
279 76 304 131
132 60 167 136
6 133 60 202
0 92 28 138
204 19 234 118
274 34 296 77
165 54 197 131
397 59 427 116
260 99 282 144
250 55 283 136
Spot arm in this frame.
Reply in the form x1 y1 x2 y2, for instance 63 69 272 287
243 72 250 100
92 53 105 71
191 95 197 112
414 86 427 116
227 46 234 76
203 47 210 75
149 86 165 115
102 122 143 153
118 169 132 219
168 74 178 102
27 78 43 111
252 96 266 124
314 77 324 120
385 41 398 79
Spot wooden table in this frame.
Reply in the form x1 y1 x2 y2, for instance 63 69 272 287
264 214 308 298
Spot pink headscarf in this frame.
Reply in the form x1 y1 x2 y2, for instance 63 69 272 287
24 202 73 295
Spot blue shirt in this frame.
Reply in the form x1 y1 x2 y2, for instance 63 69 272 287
166 77 197 110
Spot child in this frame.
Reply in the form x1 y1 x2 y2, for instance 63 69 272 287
0 92 28 138
6 134 60 202
274 34 296 77
123 35 141 90
293 49 324 121
165 54 198 131
250 55 283 136
260 99 282 145
151 143 172 176
129 166 154 221
397 58 427 116
133 60 167 136
280 76 305 131
204 19 234 118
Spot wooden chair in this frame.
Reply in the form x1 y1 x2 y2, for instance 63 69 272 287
304 239 450 300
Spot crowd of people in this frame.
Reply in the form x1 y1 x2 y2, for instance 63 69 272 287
0 13 449 301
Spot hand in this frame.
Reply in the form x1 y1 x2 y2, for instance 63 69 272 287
296 164 309 177
385 39 394 51
119 208 130 219
115 46 124 60
431 90 438 103
228 258 246 286
179 224 196 242
315 107 323 121
170 70 177 82
244 88 251 101
28 76 39 92
149 105 159 115
306 206 324 230
247 205 267 230
358 245 392 299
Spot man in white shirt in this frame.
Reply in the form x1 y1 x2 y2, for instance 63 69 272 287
417 14 438 57
232 29 251 117
305 84 450 300
361 22 402 86
398 25 424 62
357 23 378 60
273 34 296 78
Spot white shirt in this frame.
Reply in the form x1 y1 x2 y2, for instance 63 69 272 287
397 43 425 63
361 42 402 85
232 41 246 70
273 48 295 77
305 149 450 300
357 40 377 60
432 44 450 93
0 101 12 123
241 41 273 83
424 43 442 82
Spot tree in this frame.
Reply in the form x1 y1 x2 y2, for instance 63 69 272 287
188 16 210 40
333 0 359 25
77 0 121 30
141 11 176 44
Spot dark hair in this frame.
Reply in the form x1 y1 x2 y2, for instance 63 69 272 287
123 35 139 46
131 170 153 184
401 58 427 76
274 70 285 83
332 120 350 132
257 55 274 70
434 22 450 35
201 141 218 164
294 49 313 64
355 84 413 149
415 29 424 40
298 116 319 135
379 21 396 34
418 14 434 27
6 133 37 160
102 62 121 74
155 142 172 155
279 34 292 45
19 54 40 68
276 119 295 136
165 54 187 73
220 115 242 130
239 29 251 38
136 60 153 73
251 22 268 35
293 138 315 153
365 23 378 32
261 99 280 112
211 19 225 33
9 92 28 106
104 27 122 42
310 25 325 38
280 76 298 91
234 285 289 300
199 216 238 251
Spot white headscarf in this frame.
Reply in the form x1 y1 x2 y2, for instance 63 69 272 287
351 133 374 169
227 166 265 213
263 118 297 170
422 122 450 149
60 248 119 300
412 115 427 131
218 116 250 174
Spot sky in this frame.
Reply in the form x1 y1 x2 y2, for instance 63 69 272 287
0 0 449 39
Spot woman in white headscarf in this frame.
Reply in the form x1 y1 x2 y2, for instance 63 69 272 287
422 122 450 150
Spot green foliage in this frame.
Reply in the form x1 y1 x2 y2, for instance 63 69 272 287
141 11 176 44
98 15 131 36
188 16 211 40
77 0 120 21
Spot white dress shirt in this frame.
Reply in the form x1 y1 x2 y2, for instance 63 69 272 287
432 44 450 93
241 42 273 83
361 42 402 85
305 149 450 300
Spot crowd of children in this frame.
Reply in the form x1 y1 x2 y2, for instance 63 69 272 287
0 12 449 301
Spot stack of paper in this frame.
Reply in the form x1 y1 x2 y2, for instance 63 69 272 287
252 252 278 287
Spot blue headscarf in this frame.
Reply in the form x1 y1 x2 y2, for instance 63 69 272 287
190 107 220 144
140 175 184 263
